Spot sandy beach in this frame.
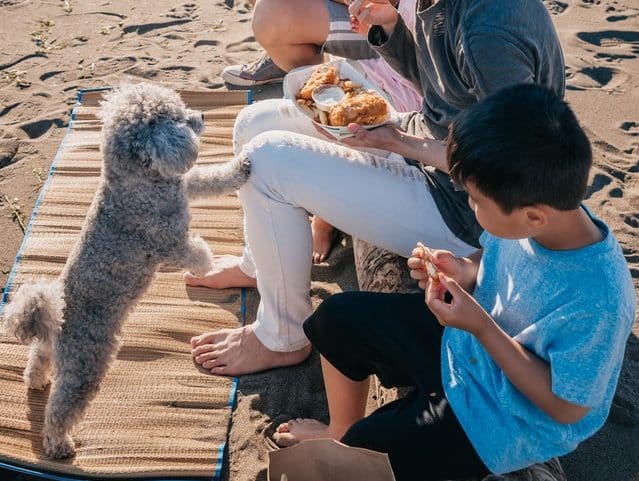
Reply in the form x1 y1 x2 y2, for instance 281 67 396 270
0 0 637 480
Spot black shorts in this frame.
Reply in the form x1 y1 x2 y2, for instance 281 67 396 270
304 291 489 481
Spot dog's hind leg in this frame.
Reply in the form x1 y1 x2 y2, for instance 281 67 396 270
42 348 109 459
24 339 54 390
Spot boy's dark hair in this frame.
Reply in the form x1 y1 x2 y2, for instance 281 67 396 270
447 84 592 213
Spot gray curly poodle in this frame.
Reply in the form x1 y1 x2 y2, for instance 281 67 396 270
0 82 239 459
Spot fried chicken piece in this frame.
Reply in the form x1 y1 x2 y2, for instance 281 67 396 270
328 91 389 126
297 65 338 100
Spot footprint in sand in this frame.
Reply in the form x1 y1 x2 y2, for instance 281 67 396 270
585 172 612 199
18 117 66 140
543 0 569 14
194 40 221 48
620 121 639 136
566 65 629 91
226 36 259 53
0 135 19 168
606 13 639 22
85 56 137 77
123 19 192 35
0 0 29 5
576 30 639 55
167 3 198 20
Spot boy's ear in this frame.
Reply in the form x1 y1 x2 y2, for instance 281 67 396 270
522 206 548 229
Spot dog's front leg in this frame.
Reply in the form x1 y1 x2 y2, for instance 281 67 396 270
185 154 250 200
166 235 214 277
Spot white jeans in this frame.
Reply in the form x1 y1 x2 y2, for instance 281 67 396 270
232 99 475 351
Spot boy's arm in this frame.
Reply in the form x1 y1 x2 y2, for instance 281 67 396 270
474 315 590 424
427 275 591 425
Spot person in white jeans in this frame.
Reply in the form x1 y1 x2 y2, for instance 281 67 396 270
188 98 476 376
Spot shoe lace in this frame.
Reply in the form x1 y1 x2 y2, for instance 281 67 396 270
244 52 272 74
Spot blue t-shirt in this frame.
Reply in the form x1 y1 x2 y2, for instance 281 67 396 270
441 212 636 474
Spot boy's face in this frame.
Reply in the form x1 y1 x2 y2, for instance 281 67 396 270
465 181 538 240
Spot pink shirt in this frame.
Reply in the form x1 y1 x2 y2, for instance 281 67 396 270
357 0 422 112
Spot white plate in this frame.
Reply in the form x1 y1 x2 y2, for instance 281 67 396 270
283 59 398 140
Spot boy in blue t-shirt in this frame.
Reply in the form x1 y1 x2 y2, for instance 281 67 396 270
273 84 636 481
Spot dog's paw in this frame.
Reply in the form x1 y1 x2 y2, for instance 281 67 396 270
24 371 51 390
187 235 214 276
43 431 76 459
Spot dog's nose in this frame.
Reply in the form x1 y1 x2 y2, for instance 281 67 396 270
200 111 204 123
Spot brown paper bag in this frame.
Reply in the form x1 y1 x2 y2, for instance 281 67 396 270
268 439 396 481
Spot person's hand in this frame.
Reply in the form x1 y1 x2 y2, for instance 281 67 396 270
348 0 398 31
408 245 466 291
340 123 400 151
426 273 492 337
349 14 369 35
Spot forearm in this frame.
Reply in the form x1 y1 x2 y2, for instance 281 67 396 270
475 319 590 424
388 131 449 172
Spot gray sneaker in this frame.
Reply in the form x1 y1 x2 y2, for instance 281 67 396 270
222 53 287 87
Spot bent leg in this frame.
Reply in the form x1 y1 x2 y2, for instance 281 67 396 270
253 0 329 70
235 133 473 359
275 291 442 447
305 292 487 481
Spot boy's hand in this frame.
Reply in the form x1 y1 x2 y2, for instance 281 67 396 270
426 273 492 337
408 245 466 290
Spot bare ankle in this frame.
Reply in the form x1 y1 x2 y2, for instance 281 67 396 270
328 423 352 441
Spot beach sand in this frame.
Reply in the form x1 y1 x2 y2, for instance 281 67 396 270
0 0 637 480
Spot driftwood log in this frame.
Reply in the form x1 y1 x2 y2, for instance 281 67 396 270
352 238 567 481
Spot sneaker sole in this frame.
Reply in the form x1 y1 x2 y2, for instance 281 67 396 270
222 70 286 87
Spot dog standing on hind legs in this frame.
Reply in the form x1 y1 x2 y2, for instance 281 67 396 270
1 82 218 459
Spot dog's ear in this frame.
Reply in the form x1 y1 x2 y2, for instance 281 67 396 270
186 108 205 136
99 83 201 178
139 117 200 178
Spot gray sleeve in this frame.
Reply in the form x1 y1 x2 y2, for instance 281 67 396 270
460 30 535 99
367 16 423 95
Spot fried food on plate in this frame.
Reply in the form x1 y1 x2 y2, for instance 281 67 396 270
328 91 389 126
297 65 338 100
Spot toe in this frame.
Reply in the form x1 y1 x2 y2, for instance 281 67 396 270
191 332 216 347
210 365 232 376
195 349 222 364
202 357 225 369
191 343 216 357
273 431 298 448
276 422 291 433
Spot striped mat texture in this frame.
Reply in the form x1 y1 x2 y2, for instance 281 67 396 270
0 89 249 480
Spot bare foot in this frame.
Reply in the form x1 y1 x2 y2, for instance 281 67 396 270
311 216 338 264
191 324 312 376
184 254 256 289
273 419 337 447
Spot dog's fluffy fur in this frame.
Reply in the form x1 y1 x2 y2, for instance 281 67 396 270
1 82 229 459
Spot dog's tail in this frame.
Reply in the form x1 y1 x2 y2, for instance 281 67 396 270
186 154 251 200
2 280 65 344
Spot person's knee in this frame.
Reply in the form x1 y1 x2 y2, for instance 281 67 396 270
233 103 281 151
303 293 364 345
252 0 288 46
237 130 291 188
